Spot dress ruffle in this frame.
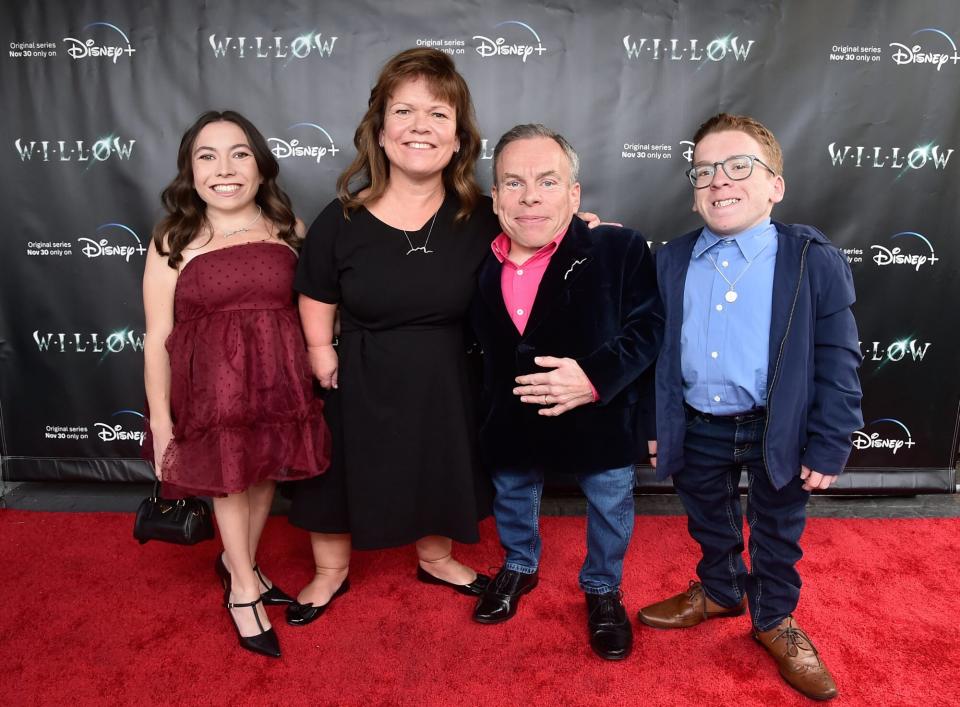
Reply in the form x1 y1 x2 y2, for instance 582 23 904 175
160 399 330 498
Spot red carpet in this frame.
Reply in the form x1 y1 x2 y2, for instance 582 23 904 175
1 510 956 706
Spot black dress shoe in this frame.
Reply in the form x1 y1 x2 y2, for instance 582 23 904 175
254 564 296 606
285 579 350 626
472 567 538 624
225 595 281 659
586 590 633 660
416 565 491 596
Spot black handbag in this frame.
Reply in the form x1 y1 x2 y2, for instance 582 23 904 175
133 481 215 545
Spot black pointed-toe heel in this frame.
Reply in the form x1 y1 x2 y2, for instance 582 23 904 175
254 564 296 606
225 596 281 658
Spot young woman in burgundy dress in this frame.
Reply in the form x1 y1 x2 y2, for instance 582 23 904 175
142 111 331 658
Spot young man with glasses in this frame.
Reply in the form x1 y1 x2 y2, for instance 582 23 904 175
639 113 862 700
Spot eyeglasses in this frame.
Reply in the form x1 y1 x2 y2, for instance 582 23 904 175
686 154 777 189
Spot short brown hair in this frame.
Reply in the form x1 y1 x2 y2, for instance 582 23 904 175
492 124 579 185
336 48 482 221
692 113 784 175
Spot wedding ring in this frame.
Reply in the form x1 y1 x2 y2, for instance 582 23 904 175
543 395 548 405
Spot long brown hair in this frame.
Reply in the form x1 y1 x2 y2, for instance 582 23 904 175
336 48 482 221
152 110 298 268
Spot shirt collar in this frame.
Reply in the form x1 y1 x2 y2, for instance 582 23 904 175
491 227 569 264
693 219 775 262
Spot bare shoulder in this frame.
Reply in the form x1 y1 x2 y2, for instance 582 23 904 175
177 231 217 269
143 232 179 302
145 231 174 269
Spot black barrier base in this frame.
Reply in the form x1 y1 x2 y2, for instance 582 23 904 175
4 481 960 518
629 466 957 494
4 459 956 494
3 458 155 484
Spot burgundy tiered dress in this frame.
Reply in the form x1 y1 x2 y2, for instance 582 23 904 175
144 241 331 498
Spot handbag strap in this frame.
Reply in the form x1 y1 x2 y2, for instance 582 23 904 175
152 480 190 507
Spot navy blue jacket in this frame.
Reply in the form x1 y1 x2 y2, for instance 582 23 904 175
472 216 664 473
654 221 863 489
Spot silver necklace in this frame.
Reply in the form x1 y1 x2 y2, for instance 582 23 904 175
706 236 773 303
217 206 263 238
401 208 439 255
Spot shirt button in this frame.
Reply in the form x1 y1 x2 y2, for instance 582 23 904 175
711 351 719 359
722 260 729 267
516 308 525 316
715 304 723 311
517 269 524 276
713 395 721 402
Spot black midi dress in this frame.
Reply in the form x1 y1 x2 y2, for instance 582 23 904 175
288 194 499 549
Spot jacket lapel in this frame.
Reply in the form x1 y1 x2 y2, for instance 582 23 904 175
522 217 594 339
662 231 697 341
478 249 516 334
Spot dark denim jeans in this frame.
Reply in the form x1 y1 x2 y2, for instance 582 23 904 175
672 405 811 631
490 465 636 594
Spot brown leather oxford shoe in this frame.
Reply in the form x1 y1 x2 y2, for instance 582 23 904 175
753 616 838 701
637 580 747 629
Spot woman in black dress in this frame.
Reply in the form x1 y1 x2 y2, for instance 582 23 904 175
285 48 496 622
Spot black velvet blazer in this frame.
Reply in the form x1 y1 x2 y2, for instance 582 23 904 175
471 216 664 474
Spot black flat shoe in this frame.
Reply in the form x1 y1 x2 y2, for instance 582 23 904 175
254 564 296 606
225 595 281 658
286 579 350 627
472 567 539 624
416 565 491 597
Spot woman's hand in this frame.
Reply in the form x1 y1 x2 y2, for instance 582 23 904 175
151 422 174 480
309 344 339 389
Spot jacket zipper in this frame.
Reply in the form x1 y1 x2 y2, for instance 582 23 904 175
762 240 810 483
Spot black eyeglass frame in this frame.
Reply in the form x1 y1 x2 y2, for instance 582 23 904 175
686 154 778 189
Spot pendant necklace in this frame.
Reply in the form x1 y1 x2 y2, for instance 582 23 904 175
218 206 263 238
402 208 439 255
706 236 773 303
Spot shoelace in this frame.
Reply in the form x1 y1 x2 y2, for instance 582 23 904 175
588 591 625 622
491 569 524 593
685 580 704 601
771 624 820 660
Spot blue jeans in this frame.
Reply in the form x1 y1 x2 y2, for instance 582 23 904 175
672 405 811 631
490 464 636 594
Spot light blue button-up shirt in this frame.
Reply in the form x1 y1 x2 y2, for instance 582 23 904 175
681 219 778 414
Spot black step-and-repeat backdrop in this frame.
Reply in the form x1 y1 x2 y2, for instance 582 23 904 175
1 1 958 492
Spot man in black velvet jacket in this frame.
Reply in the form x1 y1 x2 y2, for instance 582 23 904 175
470 124 663 660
